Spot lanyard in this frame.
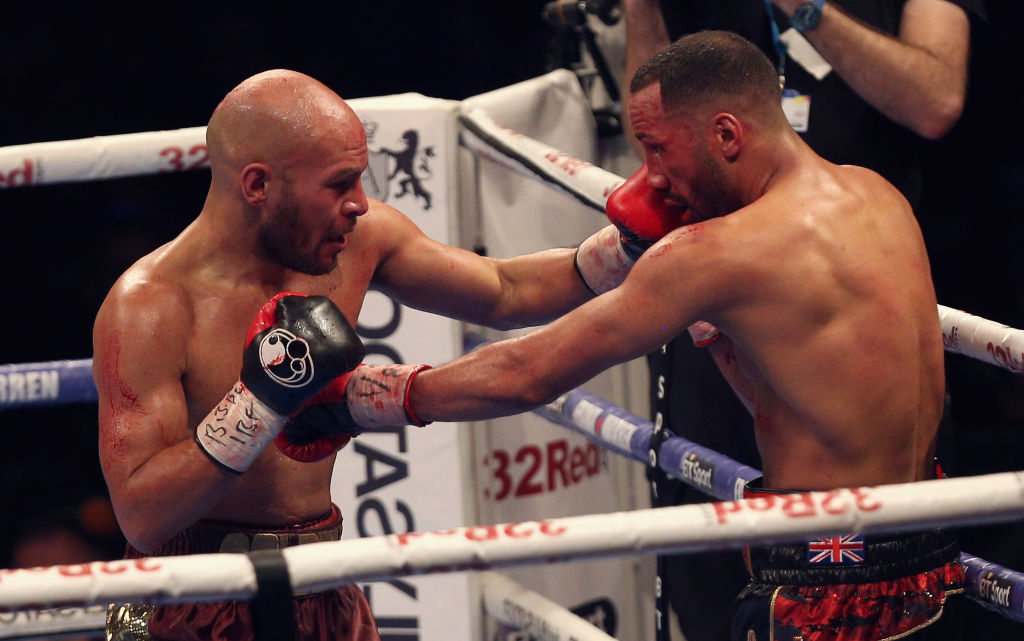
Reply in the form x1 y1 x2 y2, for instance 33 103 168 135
762 0 789 87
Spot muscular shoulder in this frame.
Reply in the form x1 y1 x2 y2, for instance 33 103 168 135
831 164 914 223
93 250 194 362
350 197 433 269
357 198 422 247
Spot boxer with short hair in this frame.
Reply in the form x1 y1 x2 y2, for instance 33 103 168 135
302 32 962 640
92 69 681 641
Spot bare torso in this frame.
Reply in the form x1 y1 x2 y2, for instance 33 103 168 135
178 271 375 524
409 154 944 495
704 162 943 490
96 183 588 552
97 203 386 529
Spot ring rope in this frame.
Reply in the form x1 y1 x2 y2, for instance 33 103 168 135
530 375 1024 623
4 303 1021 412
458 108 624 211
0 97 383 188
481 572 617 641
0 127 208 187
1 472 1023 614
938 305 1024 373
0 358 95 409
0 604 105 640
4 111 1022 628
0 570 613 641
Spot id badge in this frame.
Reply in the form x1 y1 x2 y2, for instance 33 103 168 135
782 88 811 133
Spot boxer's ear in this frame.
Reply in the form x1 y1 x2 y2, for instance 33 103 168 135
710 113 742 162
240 162 271 205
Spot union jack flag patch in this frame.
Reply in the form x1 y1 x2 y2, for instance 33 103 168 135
808 534 865 564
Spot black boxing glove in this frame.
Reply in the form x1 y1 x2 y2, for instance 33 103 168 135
194 292 364 473
240 293 364 415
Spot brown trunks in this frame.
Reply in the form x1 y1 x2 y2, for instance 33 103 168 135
106 505 379 641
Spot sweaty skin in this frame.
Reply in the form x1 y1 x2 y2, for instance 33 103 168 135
409 80 944 492
93 70 593 553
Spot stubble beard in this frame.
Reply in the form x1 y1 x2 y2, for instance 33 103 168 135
693 148 742 220
258 186 336 276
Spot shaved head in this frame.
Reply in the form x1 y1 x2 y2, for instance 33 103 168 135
632 31 785 127
206 69 364 180
199 70 370 275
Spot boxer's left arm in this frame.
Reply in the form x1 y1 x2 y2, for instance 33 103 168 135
405 222 744 422
367 201 591 330
368 195 679 330
277 221 732 441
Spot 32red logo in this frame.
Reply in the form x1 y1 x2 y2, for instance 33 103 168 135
482 438 602 501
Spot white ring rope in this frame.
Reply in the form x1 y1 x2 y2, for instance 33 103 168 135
0 98 383 188
0 573 613 641
481 572 617 641
0 604 105 640
4 108 1024 634
1 471 1023 613
939 305 1024 373
458 108 625 211
0 127 209 186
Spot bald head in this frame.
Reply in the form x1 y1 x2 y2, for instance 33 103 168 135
206 69 363 178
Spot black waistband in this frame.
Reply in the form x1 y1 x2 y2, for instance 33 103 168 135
743 472 959 585
747 528 959 586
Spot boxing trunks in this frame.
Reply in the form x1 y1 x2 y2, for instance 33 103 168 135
106 505 380 641
733 483 965 641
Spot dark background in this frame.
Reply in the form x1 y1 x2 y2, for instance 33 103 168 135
1 0 1023 631
0 0 567 565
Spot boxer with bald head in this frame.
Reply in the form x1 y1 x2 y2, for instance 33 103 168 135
317 33 964 640
92 69 679 640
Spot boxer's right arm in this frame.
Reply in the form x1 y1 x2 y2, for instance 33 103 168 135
95 279 218 552
94 285 361 552
194 292 363 472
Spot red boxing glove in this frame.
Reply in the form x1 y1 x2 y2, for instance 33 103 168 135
275 364 432 462
274 371 357 462
274 431 351 462
606 164 691 261
575 165 690 294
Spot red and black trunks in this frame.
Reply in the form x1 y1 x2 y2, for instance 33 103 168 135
734 483 965 641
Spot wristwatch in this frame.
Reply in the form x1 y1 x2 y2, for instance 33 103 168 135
791 0 826 33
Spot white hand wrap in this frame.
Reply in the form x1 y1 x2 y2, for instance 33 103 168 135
194 381 289 473
574 225 635 295
688 321 721 346
347 364 432 428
